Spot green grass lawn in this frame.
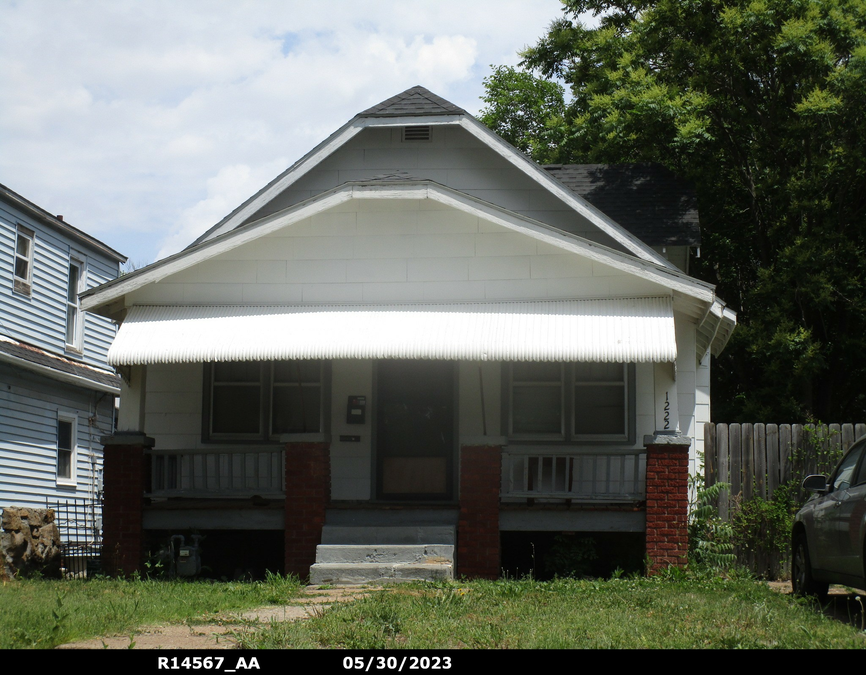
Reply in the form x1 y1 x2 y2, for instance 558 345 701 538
1 573 863 649
0 572 302 649
240 576 866 649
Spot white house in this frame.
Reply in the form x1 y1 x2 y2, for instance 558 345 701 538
82 87 735 581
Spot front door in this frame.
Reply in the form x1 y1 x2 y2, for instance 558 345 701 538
375 360 454 501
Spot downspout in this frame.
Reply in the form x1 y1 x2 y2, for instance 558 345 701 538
89 392 110 545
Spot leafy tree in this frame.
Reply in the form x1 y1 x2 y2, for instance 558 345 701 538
479 66 567 163
481 0 866 421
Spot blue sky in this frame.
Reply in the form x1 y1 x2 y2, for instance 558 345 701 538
0 0 582 266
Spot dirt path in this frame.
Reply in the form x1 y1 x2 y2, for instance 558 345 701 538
56 585 378 650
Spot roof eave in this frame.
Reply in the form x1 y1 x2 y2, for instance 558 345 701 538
83 179 718 316
0 183 127 263
457 118 675 270
0 348 120 394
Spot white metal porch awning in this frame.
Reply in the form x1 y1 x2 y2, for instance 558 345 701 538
108 298 677 366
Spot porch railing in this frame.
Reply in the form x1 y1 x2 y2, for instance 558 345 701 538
147 448 285 497
501 448 646 502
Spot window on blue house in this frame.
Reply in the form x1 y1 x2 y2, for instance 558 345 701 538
65 259 84 351
13 225 34 296
57 414 77 485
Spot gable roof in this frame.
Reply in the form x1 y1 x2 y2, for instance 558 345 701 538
358 85 467 117
83 176 735 360
188 86 673 269
82 177 717 315
0 182 127 262
544 164 700 247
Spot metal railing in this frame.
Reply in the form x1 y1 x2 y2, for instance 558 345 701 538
501 448 646 502
48 496 102 577
148 448 285 497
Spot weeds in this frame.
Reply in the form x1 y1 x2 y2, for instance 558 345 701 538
543 535 597 578
688 466 736 570
235 577 866 649
0 573 302 649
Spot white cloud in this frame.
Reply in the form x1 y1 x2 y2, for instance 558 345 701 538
157 158 289 260
0 0 567 262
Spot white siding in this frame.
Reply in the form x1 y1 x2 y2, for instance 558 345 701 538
329 360 373 501
458 360 501 439
675 314 701 474
127 199 673 308
144 363 203 450
244 126 631 254
694 355 712 476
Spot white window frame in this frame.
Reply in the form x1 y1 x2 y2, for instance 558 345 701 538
57 412 78 486
507 362 633 444
65 257 85 352
13 225 34 296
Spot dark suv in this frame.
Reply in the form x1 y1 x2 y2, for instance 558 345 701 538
791 437 866 597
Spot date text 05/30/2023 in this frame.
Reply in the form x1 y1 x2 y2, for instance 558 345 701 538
156 656 453 672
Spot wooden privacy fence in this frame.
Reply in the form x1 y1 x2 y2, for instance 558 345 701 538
704 422 864 578
704 422 866 519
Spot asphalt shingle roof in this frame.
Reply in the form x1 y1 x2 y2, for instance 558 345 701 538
545 164 701 247
358 85 467 117
0 337 121 390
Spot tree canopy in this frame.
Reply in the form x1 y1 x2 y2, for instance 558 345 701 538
481 0 866 422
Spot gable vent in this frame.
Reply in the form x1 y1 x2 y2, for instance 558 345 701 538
402 125 431 142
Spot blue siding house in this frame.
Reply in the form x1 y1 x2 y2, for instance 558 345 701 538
0 183 126 515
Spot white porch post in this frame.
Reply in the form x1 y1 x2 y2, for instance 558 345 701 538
117 364 147 432
653 362 679 434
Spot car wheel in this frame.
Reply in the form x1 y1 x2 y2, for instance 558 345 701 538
792 533 828 600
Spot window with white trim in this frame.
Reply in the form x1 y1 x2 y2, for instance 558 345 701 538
507 362 633 443
13 225 34 295
57 413 77 485
204 360 324 441
65 259 84 351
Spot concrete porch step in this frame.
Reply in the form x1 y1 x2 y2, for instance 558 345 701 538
309 562 453 585
320 525 456 545
315 544 454 564
311 517 457 585
324 508 459 527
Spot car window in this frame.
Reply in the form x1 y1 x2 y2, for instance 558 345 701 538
832 442 865 491
855 444 866 487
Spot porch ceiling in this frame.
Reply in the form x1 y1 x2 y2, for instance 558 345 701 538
108 298 677 365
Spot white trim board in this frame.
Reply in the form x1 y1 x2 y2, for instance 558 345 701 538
82 180 717 313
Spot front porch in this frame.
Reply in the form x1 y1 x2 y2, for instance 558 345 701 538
101 430 689 580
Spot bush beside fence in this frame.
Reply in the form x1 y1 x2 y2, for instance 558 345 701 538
701 422 864 578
